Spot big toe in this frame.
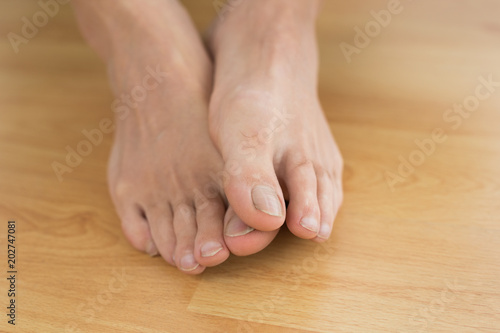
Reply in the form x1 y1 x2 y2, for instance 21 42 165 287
222 156 286 231
223 206 279 256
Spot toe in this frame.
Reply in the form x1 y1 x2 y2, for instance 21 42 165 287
173 203 205 274
312 171 335 242
284 160 321 239
223 206 279 256
146 204 176 266
223 156 286 231
313 169 343 242
193 197 230 267
117 203 157 256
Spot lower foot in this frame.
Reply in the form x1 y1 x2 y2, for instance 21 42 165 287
208 0 344 242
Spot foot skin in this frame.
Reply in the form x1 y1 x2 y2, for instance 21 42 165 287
208 0 344 242
73 0 280 272
107 39 228 273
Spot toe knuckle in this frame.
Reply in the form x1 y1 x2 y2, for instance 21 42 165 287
174 201 195 219
315 165 329 180
288 158 315 175
110 179 133 199
197 200 225 220
193 181 223 203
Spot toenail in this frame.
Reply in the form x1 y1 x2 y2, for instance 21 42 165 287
317 223 331 240
145 240 159 257
225 216 255 237
201 241 223 257
252 185 283 217
179 254 199 271
300 217 320 233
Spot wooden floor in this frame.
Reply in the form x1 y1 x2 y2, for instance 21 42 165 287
1 1 499 332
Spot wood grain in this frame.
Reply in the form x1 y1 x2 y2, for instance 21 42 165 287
1 1 499 332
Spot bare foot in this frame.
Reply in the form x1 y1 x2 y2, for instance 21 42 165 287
73 0 278 271
208 0 344 243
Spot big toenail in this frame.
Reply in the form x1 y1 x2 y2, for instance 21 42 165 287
145 239 159 257
317 223 331 239
201 242 223 257
300 217 319 233
225 216 255 237
252 185 283 217
179 254 199 271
